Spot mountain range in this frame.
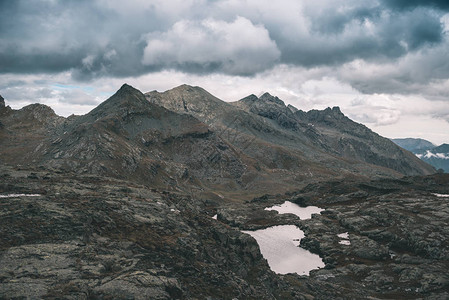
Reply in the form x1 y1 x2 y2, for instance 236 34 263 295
2 84 449 299
0 84 435 201
392 138 449 173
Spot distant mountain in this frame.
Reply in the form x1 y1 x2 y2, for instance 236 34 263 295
416 144 449 173
392 138 449 173
391 138 436 153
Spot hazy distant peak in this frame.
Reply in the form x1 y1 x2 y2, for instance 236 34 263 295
391 138 436 152
433 143 449 153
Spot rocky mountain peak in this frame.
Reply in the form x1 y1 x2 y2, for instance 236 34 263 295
304 106 346 122
85 83 150 120
434 143 449 153
170 84 207 95
0 94 4 108
146 84 226 118
331 106 342 114
259 92 285 106
112 83 145 100
239 94 258 104
19 103 58 122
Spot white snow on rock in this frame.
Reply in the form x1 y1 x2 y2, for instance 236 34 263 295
337 232 350 245
424 150 449 159
337 232 349 239
433 193 449 198
0 194 41 198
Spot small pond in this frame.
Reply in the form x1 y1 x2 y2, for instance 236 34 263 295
264 201 324 219
243 225 325 275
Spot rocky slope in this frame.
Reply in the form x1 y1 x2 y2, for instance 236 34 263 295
0 165 285 299
147 85 435 180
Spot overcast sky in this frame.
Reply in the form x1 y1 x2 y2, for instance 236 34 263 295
1 0 449 144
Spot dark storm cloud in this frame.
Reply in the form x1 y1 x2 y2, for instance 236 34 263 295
0 0 448 93
0 0 164 79
382 0 449 11
281 5 444 67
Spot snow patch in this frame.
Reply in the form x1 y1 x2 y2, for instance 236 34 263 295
436 153 449 159
433 193 449 198
0 194 41 198
337 232 351 245
243 225 324 275
212 214 218 220
337 232 349 239
265 201 324 220
424 150 436 159
424 151 449 159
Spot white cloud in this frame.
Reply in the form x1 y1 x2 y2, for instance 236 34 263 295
142 17 280 75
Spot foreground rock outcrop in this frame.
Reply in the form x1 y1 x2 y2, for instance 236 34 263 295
0 165 285 299
1 164 448 299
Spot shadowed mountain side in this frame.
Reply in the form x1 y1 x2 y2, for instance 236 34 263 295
293 107 435 175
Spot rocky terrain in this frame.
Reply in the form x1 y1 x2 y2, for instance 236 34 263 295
1 164 448 299
217 173 449 299
1 85 447 299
